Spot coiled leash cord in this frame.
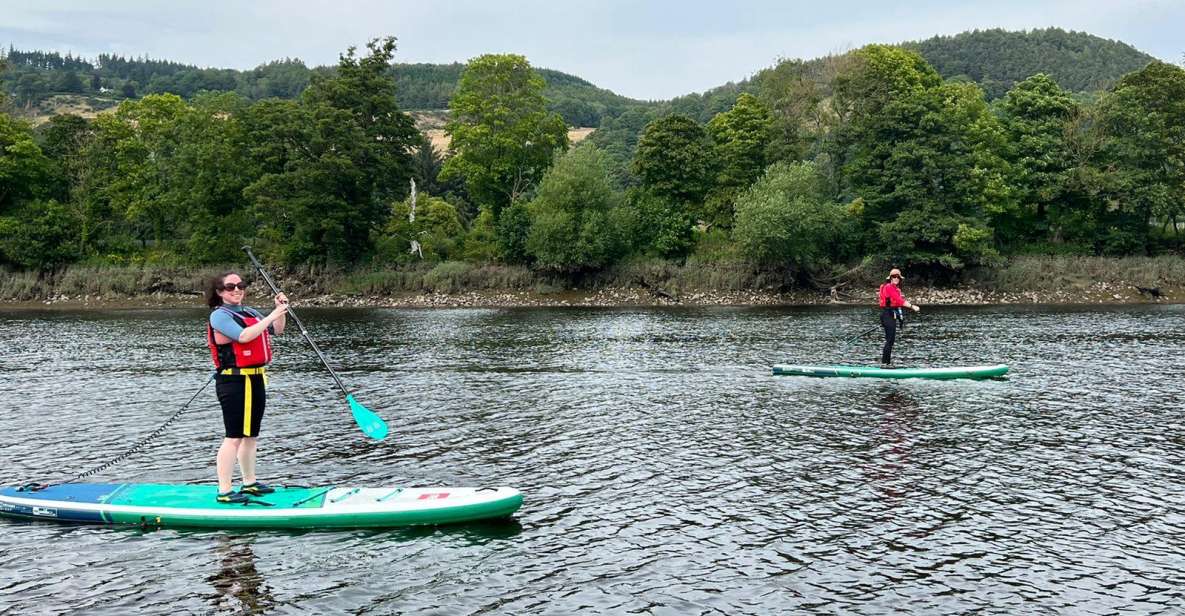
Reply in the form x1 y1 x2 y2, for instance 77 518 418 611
18 372 216 492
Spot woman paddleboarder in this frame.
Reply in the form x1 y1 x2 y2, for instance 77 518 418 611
878 268 920 367
205 272 287 503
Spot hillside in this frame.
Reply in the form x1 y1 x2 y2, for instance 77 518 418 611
642 28 1158 126
0 48 644 128
905 27 1155 98
1 28 1160 137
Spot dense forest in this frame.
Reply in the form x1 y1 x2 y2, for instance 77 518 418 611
0 47 641 128
0 28 1155 127
1 32 1182 291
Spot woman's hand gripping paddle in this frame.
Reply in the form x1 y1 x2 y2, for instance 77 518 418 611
242 246 389 441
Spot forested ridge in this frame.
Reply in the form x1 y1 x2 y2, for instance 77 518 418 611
1 31 1182 295
0 28 1155 126
0 48 642 128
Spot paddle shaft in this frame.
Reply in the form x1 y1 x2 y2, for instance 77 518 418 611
840 324 880 348
242 247 351 398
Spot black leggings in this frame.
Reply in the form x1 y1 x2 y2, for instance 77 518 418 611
881 309 898 364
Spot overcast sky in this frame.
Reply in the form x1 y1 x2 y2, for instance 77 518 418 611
2 0 1182 100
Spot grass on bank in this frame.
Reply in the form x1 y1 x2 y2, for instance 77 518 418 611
2 255 1184 302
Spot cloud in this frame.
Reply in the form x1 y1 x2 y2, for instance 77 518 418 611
3 0 1180 100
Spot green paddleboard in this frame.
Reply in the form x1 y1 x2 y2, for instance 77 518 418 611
0 483 522 529
772 364 1009 380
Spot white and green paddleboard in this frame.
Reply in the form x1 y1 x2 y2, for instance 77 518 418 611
772 364 1009 380
0 483 522 530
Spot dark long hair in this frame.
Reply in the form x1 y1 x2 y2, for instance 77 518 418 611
205 271 236 309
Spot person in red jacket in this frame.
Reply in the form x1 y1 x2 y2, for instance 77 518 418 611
205 272 287 503
878 268 920 366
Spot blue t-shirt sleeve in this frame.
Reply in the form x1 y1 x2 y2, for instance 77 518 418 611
210 309 245 340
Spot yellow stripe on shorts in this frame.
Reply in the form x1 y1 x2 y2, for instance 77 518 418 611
243 374 253 437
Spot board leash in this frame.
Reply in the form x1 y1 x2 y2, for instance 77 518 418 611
18 371 216 492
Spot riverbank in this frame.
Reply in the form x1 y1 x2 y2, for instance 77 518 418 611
2 255 1180 309
3 281 1178 309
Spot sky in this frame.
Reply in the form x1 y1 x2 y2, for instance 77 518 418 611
2 0 1182 101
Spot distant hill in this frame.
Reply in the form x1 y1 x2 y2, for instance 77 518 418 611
905 28 1156 98
0 47 643 128
640 28 1158 125
0 28 1160 132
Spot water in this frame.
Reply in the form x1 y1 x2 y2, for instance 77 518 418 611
1 304 1183 614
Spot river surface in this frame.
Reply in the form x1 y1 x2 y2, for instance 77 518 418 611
0 304 1182 615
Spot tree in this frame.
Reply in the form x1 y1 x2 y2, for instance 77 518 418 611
733 161 852 269
0 199 80 268
632 114 716 206
756 59 826 163
441 54 568 216
525 144 625 271
244 38 421 265
624 188 695 259
167 92 256 262
56 70 84 94
997 74 1079 243
375 192 465 263
98 94 190 248
706 93 774 226
301 37 419 205
1094 61 1185 254
36 113 92 204
832 45 1011 271
0 113 53 215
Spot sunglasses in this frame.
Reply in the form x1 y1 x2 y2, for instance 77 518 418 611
219 282 249 292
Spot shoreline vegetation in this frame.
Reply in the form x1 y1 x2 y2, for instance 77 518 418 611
2 255 1180 309
3 36 1184 309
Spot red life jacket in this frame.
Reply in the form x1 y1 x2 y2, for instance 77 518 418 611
207 306 273 370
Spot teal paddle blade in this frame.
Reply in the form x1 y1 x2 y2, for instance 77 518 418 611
347 394 388 440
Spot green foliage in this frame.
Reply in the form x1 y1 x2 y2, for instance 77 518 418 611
244 38 419 265
525 144 625 271
997 74 1079 243
100 94 190 246
755 59 828 163
302 37 419 204
0 199 80 268
1094 61 1185 255
460 207 499 263
376 193 465 263
0 113 52 214
587 106 660 184
632 114 716 206
908 28 1156 99
732 161 852 269
495 201 532 264
0 32 1182 282
623 189 695 259
441 54 568 214
834 46 1012 271
706 93 774 226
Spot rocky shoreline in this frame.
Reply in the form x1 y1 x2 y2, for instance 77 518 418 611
3 281 1177 309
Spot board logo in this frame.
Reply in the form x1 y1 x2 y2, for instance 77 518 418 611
32 507 59 517
417 492 450 500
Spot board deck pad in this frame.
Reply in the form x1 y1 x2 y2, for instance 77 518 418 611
0 483 522 529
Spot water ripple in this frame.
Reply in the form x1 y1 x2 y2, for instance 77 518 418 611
1 305 1184 614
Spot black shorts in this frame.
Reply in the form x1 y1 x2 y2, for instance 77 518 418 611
215 373 267 438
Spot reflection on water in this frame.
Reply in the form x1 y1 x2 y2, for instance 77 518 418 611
208 536 274 615
1 304 1184 614
866 388 921 501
